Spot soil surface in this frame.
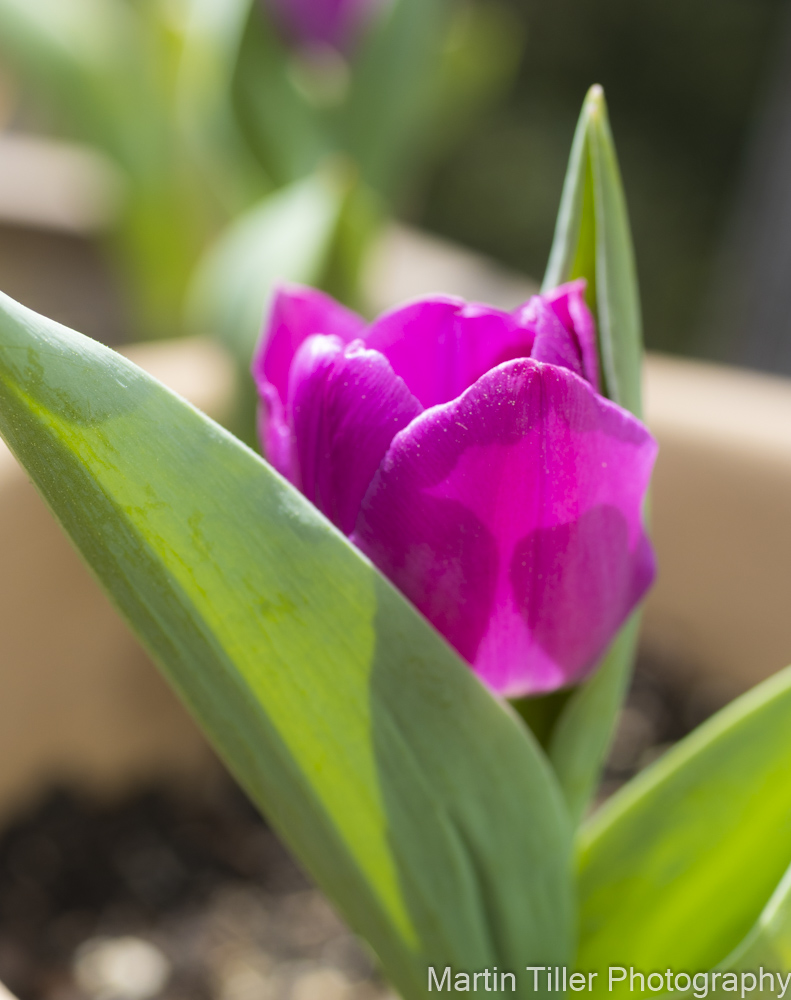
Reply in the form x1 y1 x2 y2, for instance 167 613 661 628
0 657 725 1000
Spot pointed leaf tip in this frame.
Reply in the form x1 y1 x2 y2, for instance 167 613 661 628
586 83 604 110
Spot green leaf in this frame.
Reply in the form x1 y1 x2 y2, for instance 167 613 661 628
187 171 345 367
542 88 595 304
0 292 574 998
577 665 791 994
717 863 791 975
540 86 645 823
548 612 641 825
542 84 643 419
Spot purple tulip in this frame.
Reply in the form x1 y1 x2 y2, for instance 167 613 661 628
262 0 381 52
252 282 657 698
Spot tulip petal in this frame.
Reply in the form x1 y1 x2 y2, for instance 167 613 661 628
289 335 423 534
365 298 536 408
352 359 656 697
512 280 600 393
252 284 366 479
546 279 601 391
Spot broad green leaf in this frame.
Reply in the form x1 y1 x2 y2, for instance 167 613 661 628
577 665 791 995
542 84 642 419
187 172 344 367
0 292 574 999
548 612 640 825
647 868 791 999
652 869 791 1000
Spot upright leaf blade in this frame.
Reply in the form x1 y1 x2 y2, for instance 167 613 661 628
230 1 330 188
577 665 791 993
543 84 642 418
541 85 646 822
0 292 574 998
588 94 643 419
548 612 640 824
542 89 595 300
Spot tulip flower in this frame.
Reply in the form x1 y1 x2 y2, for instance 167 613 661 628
252 282 657 697
262 0 381 52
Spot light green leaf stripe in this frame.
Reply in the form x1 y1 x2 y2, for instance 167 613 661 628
577 665 791 996
0 293 573 999
651 863 791 999
716 862 791 976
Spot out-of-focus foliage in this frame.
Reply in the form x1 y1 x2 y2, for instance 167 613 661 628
0 0 220 339
420 0 786 355
0 0 522 346
579 665 791 993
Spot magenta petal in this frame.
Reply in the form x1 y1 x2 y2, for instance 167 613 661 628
364 297 535 408
252 284 366 479
515 295 585 381
545 279 600 391
254 284 366 408
352 360 656 697
288 335 423 534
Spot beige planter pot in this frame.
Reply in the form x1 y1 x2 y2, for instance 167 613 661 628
2 217 791 825
643 355 791 696
0 338 236 825
2 334 791 826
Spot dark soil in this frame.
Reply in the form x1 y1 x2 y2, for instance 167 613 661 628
0 657 725 1000
0 781 391 1000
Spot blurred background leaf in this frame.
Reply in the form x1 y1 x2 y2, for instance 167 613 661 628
2 0 785 365
420 0 788 360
